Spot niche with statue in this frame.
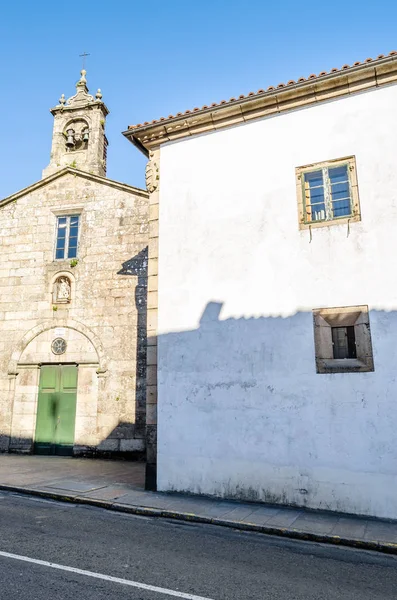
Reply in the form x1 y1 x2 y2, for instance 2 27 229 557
52 275 72 304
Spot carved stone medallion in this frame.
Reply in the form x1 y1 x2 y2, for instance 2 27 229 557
51 338 67 355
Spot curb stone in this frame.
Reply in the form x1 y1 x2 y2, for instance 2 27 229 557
1 483 397 555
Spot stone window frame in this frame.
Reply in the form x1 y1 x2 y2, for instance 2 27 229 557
313 305 374 374
296 156 361 230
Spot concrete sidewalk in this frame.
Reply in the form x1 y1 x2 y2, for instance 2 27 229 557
1 455 397 554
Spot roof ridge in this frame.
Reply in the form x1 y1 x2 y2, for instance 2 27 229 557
128 51 397 130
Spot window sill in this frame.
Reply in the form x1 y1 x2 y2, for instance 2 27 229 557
316 358 374 374
299 214 361 231
52 259 79 264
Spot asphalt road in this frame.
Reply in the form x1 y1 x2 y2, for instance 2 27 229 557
0 492 396 599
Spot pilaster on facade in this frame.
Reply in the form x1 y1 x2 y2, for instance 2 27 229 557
145 148 160 491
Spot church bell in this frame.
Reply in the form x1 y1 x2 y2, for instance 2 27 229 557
66 128 75 148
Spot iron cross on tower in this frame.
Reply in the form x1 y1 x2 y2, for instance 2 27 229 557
79 52 90 69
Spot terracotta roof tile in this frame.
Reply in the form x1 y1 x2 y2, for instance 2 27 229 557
128 51 397 130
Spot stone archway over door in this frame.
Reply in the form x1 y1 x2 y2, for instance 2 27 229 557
9 322 102 454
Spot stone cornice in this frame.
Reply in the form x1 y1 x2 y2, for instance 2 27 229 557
0 167 148 207
123 55 397 151
50 100 109 117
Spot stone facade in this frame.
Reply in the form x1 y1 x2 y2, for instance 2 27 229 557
0 72 149 457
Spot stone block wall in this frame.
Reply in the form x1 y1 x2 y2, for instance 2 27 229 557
0 170 148 456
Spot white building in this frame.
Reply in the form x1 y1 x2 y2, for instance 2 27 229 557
125 52 397 519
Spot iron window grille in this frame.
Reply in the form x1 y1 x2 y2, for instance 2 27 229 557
331 326 357 359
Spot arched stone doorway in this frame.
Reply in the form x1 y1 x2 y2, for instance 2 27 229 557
8 320 105 454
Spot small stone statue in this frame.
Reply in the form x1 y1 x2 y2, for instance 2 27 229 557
56 277 71 302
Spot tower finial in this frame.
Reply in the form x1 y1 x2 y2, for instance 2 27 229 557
78 69 87 85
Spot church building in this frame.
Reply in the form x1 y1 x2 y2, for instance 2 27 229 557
0 70 148 457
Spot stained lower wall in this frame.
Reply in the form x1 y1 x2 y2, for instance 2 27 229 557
157 308 397 519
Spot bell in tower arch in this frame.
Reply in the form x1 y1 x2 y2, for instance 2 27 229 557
66 129 75 148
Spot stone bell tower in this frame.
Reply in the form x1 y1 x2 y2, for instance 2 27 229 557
43 70 109 178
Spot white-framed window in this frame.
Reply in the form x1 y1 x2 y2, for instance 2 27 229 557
55 215 80 260
296 156 361 230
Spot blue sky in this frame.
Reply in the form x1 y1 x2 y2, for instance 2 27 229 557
0 0 396 198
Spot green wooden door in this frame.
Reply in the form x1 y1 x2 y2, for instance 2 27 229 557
34 365 78 456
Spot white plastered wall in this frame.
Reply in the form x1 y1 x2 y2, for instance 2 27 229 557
156 84 397 519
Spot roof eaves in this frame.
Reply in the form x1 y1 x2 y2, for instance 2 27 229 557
125 51 397 143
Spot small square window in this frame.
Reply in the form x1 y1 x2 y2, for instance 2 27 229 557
55 215 80 260
296 156 361 230
313 305 374 373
